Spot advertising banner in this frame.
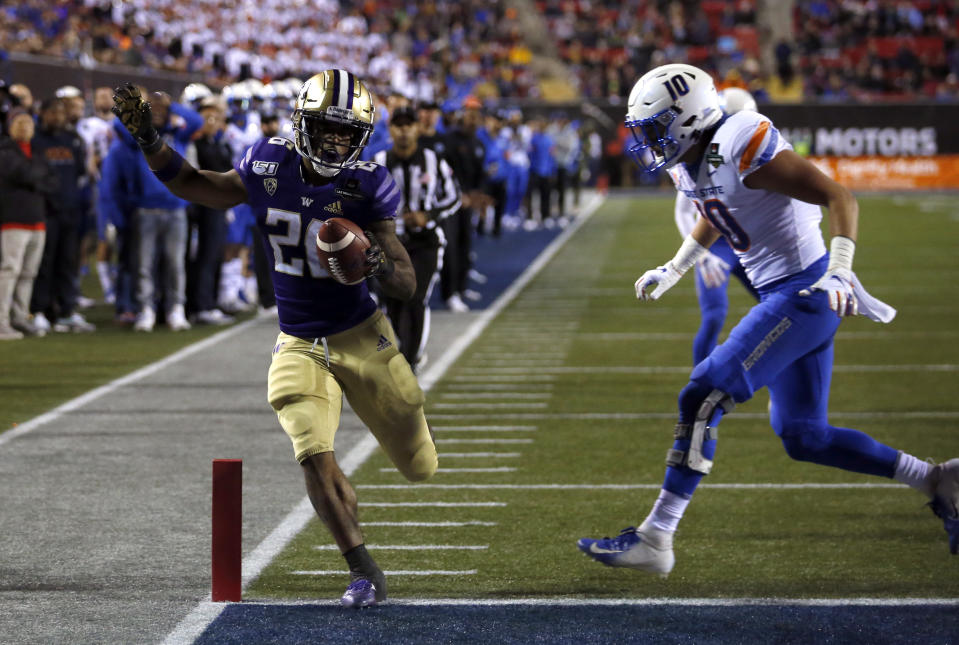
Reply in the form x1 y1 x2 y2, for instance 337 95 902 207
808 155 959 190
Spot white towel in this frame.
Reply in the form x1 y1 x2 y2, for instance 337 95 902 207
851 272 897 323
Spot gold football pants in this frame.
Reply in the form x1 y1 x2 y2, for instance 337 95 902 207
267 310 437 481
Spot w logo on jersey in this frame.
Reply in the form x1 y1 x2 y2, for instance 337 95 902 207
376 334 392 351
324 201 343 215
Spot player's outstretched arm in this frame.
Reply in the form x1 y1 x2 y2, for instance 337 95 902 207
112 84 247 210
745 150 860 316
635 217 720 301
364 219 416 301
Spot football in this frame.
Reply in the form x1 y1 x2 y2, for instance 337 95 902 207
315 217 371 285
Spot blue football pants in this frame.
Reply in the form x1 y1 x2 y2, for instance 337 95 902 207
664 254 899 498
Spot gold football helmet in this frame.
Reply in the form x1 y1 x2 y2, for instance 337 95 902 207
292 69 375 177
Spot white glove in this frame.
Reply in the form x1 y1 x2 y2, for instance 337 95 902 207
697 252 730 289
799 268 858 317
635 262 683 301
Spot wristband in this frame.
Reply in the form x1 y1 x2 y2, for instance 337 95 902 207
827 235 855 274
374 255 395 279
138 128 164 155
152 150 185 182
669 235 709 274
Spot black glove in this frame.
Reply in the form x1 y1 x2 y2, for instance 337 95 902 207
111 84 162 154
363 230 394 279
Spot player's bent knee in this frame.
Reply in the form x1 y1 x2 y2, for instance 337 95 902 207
396 439 438 482
277 397 332 462
777 420 832 462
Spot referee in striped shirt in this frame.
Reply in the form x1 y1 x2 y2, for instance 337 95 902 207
373 106 461 373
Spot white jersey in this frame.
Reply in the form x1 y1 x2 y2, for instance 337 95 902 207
667 111 825 289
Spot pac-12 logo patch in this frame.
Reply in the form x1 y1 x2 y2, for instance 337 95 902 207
264 178 278 195
706 143 724 169
252 160 279 176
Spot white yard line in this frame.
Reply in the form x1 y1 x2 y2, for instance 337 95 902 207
433 425 538 432
471 353 567 359
579 331 959 341
449 374 559 382
438 393 552 399
292 569 478 576
361 521 498 527
443 384 555 391
432 402 549 409
379 467 518 473
359 502 507 507
358 483 909 490
438 453 522 458
1 319 261 449
456 364 959 374
427 411 959 421
435 439 534 444
313 544 489 550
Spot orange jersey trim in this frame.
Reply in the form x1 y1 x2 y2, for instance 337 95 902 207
739 121 770 173
1 222 46 231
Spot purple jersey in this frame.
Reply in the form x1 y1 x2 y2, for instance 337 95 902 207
235 136 401 338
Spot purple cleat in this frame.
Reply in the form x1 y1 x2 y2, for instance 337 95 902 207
341 578 378 608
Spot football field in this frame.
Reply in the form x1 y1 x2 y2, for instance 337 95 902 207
193 192 959 641
3 192 958 644
251 193 959 597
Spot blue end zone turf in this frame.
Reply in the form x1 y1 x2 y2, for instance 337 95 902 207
430 226 563 310
197 603 958 644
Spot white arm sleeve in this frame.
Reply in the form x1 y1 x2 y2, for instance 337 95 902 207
674 193 698 238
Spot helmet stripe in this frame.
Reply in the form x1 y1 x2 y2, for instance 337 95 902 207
330 69 341 108
345 72 355 109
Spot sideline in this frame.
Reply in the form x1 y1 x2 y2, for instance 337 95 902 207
161 192 607 645
0 319 261 449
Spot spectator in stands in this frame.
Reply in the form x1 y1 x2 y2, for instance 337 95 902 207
528 115 556 228
0 108 56 339
102 89 202 332
8 83 33 114
477 110 509 237
30 97 94 333
502 108 531 230
187 99 234 326
550 113 579 224
77 87 119 305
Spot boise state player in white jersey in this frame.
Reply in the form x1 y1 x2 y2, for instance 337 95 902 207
670 87 760 365
578 63 959 575
112 70 437 608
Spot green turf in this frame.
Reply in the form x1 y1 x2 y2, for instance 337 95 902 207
249 193 959 600
0 283 252 431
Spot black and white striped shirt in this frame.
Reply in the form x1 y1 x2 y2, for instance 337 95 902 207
373 146 461 236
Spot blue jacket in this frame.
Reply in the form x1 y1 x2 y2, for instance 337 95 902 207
98 103 203 224
529 131 556 177
477 127 509 183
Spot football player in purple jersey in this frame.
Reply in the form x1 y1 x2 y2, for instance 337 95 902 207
113 70 437 608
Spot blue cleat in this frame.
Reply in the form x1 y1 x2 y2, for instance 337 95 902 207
340 578 378 608
577 525 675 577
927 458 959 554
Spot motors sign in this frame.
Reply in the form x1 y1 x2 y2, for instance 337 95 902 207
779 126 937 157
